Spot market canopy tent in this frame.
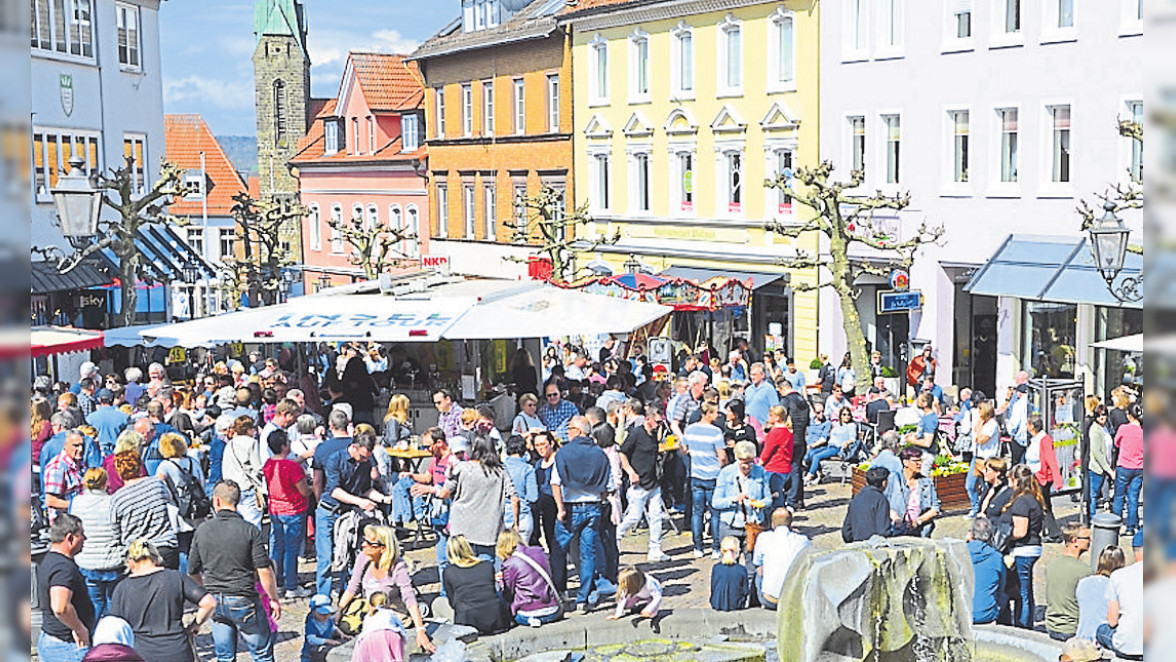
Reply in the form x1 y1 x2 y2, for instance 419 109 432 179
31 326 104 358
1090 334 1143 353
137 280 673 346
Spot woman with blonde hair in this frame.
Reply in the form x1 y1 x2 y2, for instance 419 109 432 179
496 529 561 627
104 430 145 493
512 393 543 437
758 405 793 511
709 536 750 611
383 394 412 448
155 432 206 572
967 400 1001 518
443 535 508 633
69 468 124 619
338 525 433 653
108 539 215 662
31 397 54 462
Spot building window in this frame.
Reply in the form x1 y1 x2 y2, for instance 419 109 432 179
367 117 376 154
183 173 204 199
719 16 742 94
726 152 743 213
882 115 900 184
592 154 610 212
123 134 147 196
274 81 288 144
951 0 972 39
405 207 420 257
590 35 608 104
512 78 525 135
461 84 473 137
1127 101 1142 183
998 107 1019 183
774 149 793 212
32 128 100 200
402 114 419 151
325 120 341 155
31 0 93 58
848 0 867 54
366 204 379 231
950 110 969 183
390 204 402 232
1002 0 1021 33
115 3 140 68
1023 301 1077 379
219 228 236 259
631 153 651 213
770 11 795 89
435 88 446 138
630 29 650 102
352 204 365 232
482 81 495 136
878 0 903 50
435 185 448 238
186 228 205 256
671 23 694 96
308 204 321 250
350 117 359 154
330 205 344 252
849 116 866 174
677 152 694 212
1048 105 1071 183
547 75 560 132
513 184 528 241
484 184 497 239
463 185 476 238
1055 0 1074 28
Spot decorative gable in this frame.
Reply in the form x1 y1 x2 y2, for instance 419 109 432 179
760 101 800 132
710 105 746 134
583 114 613 139
623 111 654 138
664 108 697 136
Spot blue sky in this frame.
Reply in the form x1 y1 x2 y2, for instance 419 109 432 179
160 1 455 136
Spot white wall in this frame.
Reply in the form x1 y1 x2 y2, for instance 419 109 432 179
819 0 1143 386
31 0 166 249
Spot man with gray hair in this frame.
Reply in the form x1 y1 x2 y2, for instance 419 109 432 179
967 516 1006 624
872 430 906 520
671 371 709 438
39 413 100 474
69 361 99 395
43 430 87 522
206 413 236 494
124 366 145 406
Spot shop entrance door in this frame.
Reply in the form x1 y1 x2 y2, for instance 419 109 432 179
874 312 909 377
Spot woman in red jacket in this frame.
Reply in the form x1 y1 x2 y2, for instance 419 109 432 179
1026 415 1063 542
758 405 794 511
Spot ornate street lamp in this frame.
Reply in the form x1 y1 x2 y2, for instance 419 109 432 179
1087 202 1141 303
50 157 103 249
623 254 643 274
180 259 201 319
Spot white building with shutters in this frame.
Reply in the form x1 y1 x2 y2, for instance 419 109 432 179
31 0 166 249
817 0 1142 399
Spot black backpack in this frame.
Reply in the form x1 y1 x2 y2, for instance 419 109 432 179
165 457 211 520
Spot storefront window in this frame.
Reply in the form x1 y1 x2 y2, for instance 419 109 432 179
1022 301 1077 379
1094 307 1143 400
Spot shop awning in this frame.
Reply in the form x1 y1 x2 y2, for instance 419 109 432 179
99 223 217 282
31 326 104 358
133 279 674 347
1091 334 1143 353
31 258 113 294
964 234 1143 309
659 266 788 290
103 323 173 347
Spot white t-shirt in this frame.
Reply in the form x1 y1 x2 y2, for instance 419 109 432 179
1106 562 1143 655
1144 575 1176 654
752 527 810 600
975 419 1001 459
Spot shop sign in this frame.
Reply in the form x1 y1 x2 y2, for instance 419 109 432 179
60 73 74 116
169 347 187 363
76 292 105 309
421 255 450 271
878 290 922 313
889 269 910 291
270 312 457 329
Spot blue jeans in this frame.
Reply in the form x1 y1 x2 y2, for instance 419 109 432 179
1009 555 1039 629
515 609 562 626
1088 471 1109 521
690 478 717 553
79 567 122 620
391 476 428 525
1148 478 1176 554
314 505 340 597
551 502 602 605
805 446 841 477
270 512 306 592
1096 623 1141 659
471 542 496 564
1113 468 1143 530
239 488 263 530
766 471 791 512
37 630 87 662
434 525 449 598
966 458 982 515
210 594 275 662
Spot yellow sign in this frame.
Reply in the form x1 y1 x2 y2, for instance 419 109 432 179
652 226 716 241
493 340 508 374
436 340 453 371
229 342 245 358
169 347 187 363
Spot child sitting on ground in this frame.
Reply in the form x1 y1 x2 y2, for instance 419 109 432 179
302 595 346 662
607 565 663 620
709 536 750 611
351 589 408 662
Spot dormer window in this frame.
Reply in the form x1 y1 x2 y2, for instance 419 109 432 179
463 0 503 32
324 119 342 155
402 114 420 152
183 172 206 200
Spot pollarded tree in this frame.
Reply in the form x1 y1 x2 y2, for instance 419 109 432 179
223 193 306 306
502 186 621 283
765 161 943 392
327 212 419 281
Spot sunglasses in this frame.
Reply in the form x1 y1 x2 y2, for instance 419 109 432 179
361 538 385 548
546 393 560 398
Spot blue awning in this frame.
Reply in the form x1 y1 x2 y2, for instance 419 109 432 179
99 223 216 282
964 234 1142 309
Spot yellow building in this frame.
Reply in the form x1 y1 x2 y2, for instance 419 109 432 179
560 0 820 361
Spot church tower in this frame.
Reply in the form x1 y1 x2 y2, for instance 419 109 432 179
253 0 310 253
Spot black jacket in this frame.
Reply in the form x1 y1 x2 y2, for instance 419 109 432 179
842 485 892 543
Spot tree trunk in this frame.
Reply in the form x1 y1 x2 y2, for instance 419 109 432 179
118 250 139 328
828 233 873 393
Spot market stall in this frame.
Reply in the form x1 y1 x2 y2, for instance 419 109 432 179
31 326 105 358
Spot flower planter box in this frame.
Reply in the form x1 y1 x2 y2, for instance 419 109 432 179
851 466 971 512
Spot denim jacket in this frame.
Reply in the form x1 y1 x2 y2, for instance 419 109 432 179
712 462 770 527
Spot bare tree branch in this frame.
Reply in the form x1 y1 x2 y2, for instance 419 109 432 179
503 186 621 282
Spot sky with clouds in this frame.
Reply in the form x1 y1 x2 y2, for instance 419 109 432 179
160 1 453 136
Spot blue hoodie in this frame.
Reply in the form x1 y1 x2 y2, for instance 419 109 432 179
968 539 1005 624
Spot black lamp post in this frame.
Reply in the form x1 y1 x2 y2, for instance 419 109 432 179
1087 202 1141 304
180 259 201 319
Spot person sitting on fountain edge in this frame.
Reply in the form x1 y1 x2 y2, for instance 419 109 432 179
967 515 1006 625
842 467 892 543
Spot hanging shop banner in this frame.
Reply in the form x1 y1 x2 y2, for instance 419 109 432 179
562 275 753 311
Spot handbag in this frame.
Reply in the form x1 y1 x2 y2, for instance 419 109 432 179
338 598 368 636
745 521 765 553
992 518 1014 553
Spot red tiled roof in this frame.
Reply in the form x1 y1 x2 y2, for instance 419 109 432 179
164 114 249 217
349 52 425 112
247 176 260 199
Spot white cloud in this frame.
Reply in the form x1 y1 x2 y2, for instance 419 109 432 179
308 27 422 94
164 75 254 110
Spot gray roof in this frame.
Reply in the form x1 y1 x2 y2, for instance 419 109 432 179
408 0 564 62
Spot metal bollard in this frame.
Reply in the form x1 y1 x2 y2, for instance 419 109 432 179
1090 512 1122 571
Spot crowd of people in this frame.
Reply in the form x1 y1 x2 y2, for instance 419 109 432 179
26 338 1145 662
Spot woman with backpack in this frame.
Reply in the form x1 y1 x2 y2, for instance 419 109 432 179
155 433 207 574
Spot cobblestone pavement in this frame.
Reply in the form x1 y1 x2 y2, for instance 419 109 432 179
193 479 1111 660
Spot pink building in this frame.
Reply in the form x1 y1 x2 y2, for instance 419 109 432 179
292 51 427 291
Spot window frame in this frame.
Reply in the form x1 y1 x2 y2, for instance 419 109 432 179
589 152 611 214
186 227 205 257
123 132 148 197
330 204 345 253
1123 98 1143 185
483 182 497 240
367 116 376 154
219 228 236 260
589 35 609 107
405 206 421 258
434 87 446 138
881 114 901 185
32 127 102 202
1040 101 1074 197
717 15 743 98
942 107 972 195
435 184 449 239
325 120 340 155
875 0 904 58
512 77 526 135
943 0 974 52
628 28 651 104
767 8 797 94
463 184 476 238
630 151 652 214
843 0 869 62
307 204 321 251
990 104 1021 197
482 80 495 136
1119 0 1142 37
461 83 473 137
991 0 1024 48
847 115 867 178
770 148 795 216
670 22 694 100
366 204 379 231
1041 0 1077 44
402 114 419 152
546 73 560 132
31 0 95 62
722 150 744 216
672 150 695 214
115 2 141 69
